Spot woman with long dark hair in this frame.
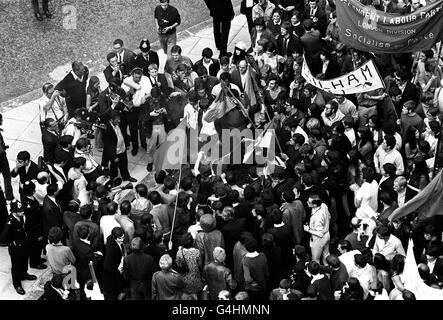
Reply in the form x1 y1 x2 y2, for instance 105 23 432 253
357 126 374 167
408 156 430 190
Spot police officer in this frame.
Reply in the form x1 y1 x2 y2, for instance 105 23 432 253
23 181 47 270
133 39 160 77
0 200 38 295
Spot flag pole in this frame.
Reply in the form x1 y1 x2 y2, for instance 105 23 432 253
168 139 185 251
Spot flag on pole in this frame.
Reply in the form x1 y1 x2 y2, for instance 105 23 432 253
153 119 187 174
389 170 443 222
243 67 257 107
402 238 443 300
302 57 384 95
203 83 237 123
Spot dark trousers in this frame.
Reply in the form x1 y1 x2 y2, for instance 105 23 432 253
9 245 29 287
243 8 254 35
0 153 13 200
130 280 150 300
28 237 44 267
110 152 131 181
213 19 231 56
84 167 102 183
120 108 141 150
31 0 49 14
0 187 8 233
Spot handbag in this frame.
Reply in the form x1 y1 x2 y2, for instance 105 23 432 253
174 248 189 274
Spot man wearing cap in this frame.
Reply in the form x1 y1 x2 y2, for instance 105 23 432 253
11 151 40 203
140 87 168 172
133 39 160 77
0 200 39 295
121 67 152 156
22 181 47 270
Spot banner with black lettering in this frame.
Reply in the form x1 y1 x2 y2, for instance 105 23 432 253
302 58 384 95
335 0 443 53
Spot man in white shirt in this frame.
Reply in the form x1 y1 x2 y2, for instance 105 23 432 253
183 90 200 131
100 202 120 245
374 134 405 176
353 167 379 220
74 138 101 182
121 67 153 156
304 195 331 265
321 100 345 127
373 225 405 261
335 94 358 123
337 240 360 275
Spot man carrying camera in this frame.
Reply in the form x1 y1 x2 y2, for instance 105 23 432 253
74 138 101 182
140 87 168 172
38 83 69 130
154 0 181 56
63 108 89 147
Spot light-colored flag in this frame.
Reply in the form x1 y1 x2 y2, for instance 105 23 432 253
302 58 384 95
403 238 443 300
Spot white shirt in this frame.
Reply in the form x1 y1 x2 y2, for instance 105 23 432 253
74 149 99 175
39 94 66 121
373 234 406 261
211 83 241 98
183 103 199 130
71 71 84 82
355 180 379 219
309 203 330 240
397 189 406 208
203 60 213 75
321 110 345 127
122 76 152 107
374 146 405 175
292 126 309 144
344 128 356 147
100 215 120 245
339 250 361 275
63 119 82 146
110 122 126 155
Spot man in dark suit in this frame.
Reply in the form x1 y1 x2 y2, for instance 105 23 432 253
41 118 60 165
54 135 74 176
72 224 103 289
218 206 247 270
230 60 260 95
11 151 40 203
394 69 421 106
102 110 137 183
204 0 235 58
393 176 419 208
103 52 124 85
41 184 63 242
73 206 101 252
307 261 333 300
22 181 47 269
301 19 323 76
193 48 221 77
122 237 158 300
0 114 14 200
134 39 160 78
146 63 173 97
102 227 125 300
273 171 296 206
112 39 136 78
277 22 303 58
303 0 328 37
55 61 89 117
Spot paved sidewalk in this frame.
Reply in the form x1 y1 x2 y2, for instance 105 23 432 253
0 13 250 300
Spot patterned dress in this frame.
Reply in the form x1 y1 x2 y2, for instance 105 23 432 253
176 247 204 294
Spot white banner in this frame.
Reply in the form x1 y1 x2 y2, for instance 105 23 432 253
302 59 384 95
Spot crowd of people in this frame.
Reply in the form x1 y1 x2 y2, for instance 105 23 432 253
0 0 443 300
